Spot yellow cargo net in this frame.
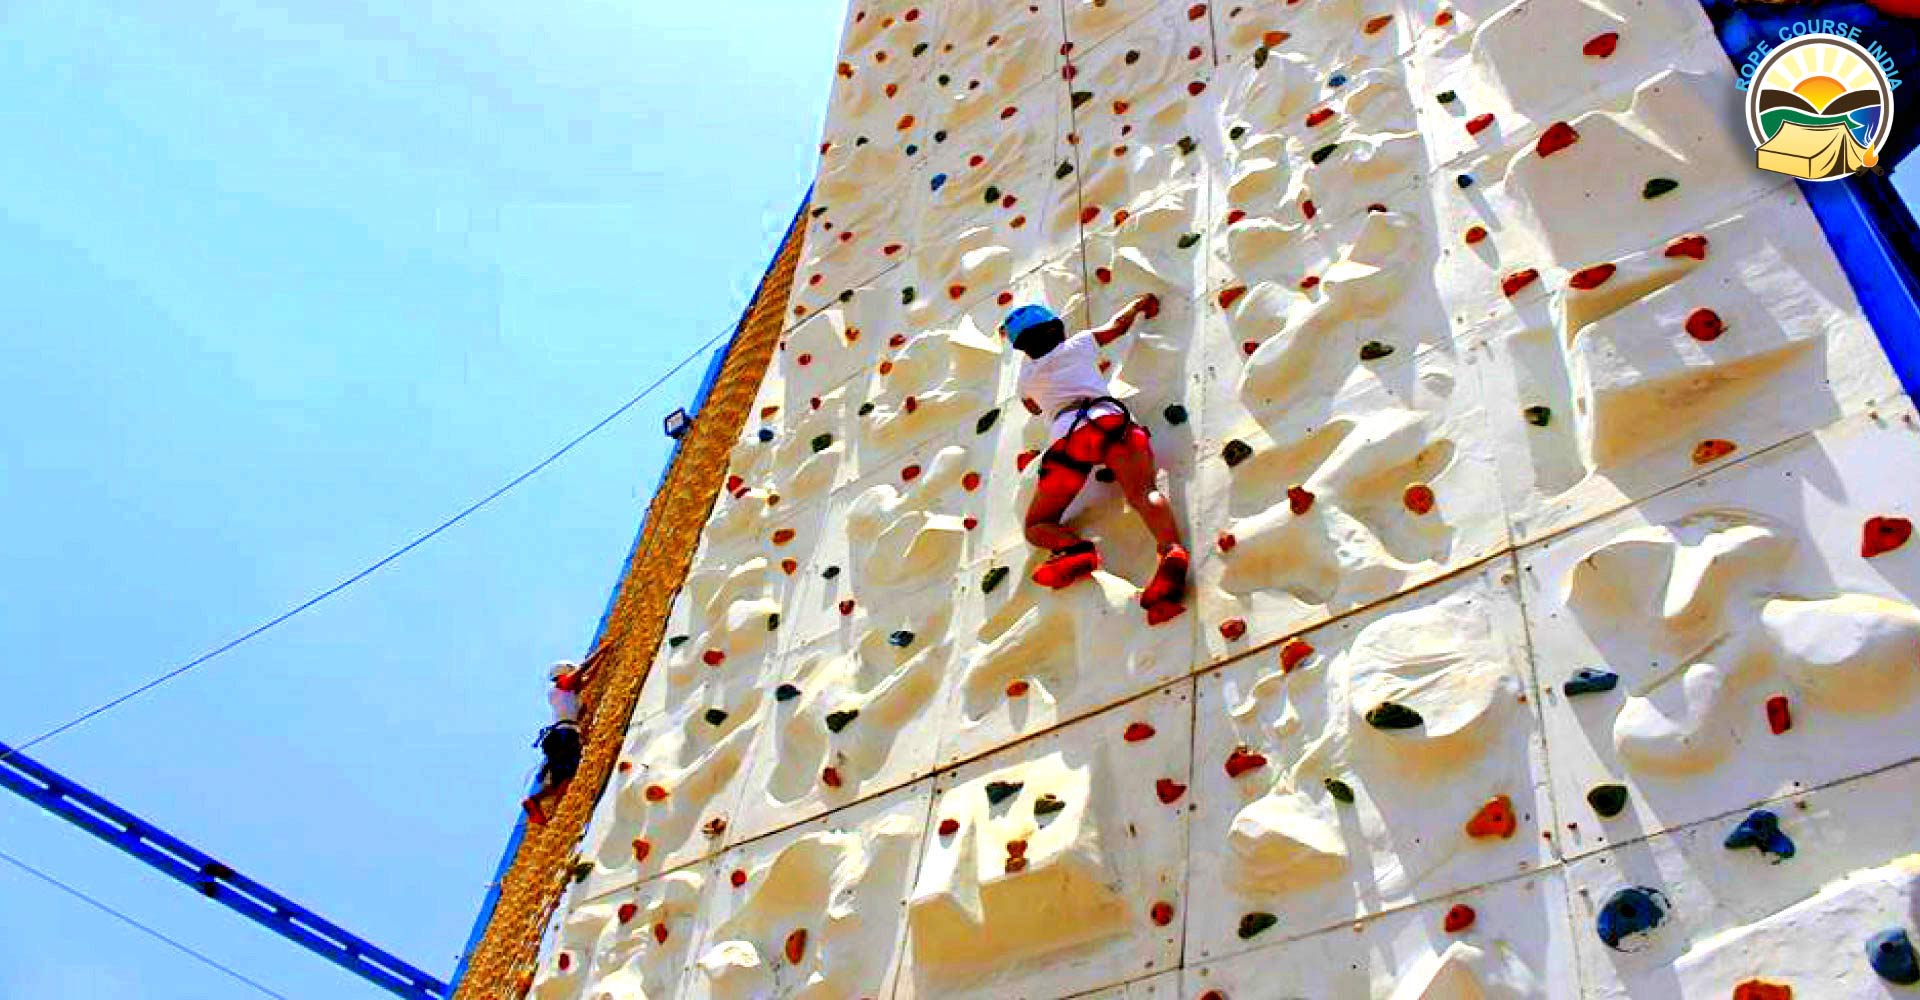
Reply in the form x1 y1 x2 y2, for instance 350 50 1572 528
453 204 806 999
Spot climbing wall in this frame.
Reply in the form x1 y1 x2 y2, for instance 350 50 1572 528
529 1 1920 997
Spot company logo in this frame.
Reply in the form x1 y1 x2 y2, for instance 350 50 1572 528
1738 25 1898 181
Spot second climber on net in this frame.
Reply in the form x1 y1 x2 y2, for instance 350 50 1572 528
521 647 604 826
1004 293 1191 625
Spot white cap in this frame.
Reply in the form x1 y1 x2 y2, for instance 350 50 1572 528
548 660 580 682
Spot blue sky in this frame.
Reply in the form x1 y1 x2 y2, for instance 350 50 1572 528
0 2 840 996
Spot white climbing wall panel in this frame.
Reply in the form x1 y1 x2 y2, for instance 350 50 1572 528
534 0 1920 996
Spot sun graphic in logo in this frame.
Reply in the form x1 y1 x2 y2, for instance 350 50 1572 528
1747 34 1895 181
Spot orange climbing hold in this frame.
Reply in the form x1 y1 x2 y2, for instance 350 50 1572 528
781 558 799 575
784 928 807 964
1568 263 1616 290
1006 679 1031 698
1281 639 1315 672
1306 108 1334 127
1363 14 1394 34
631 839 651 862
772 528 797 545
1464 225 1488 244
1693 439 1738 464
1225 747 1269 778
1404 484 1437 515
1465 795 1517 839
1733 980 1792 1000
1862 516 1912 557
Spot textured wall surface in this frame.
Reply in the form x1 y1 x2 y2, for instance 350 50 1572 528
529 1 1920 997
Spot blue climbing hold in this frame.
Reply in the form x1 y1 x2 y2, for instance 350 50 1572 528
1723 810 1795 862
931 173 948 191
888 630 917 648
1328 73 1348 88
1869 928 1920 985
1563 668 1619 697
1456 173 1475 189
1596 886 1668 952
758 428 775 442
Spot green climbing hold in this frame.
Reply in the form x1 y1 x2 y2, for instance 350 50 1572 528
1238 912 1278 940
1311 143 1339 164
982 566 1011 594
1366 701 1424 730
1324 777 1356 804
1034 793 1066 817
1359 340 1394 361
767 613 781 631
825 709 860 734
1164 404 1190 426
1056 160 1075 180
775 683 801 702
1437 90 1457 104
668 635 690 648
888 630 916 648
858 402 876 416
984 185 1002 204
1642 177 1679 199
901 286 916 305
937 74 951 86
1253 45 1271 69
976 408 1001 434
839 289 855 303
1587 783 1629 818
912 42 928 57
1523 405 1553 427
1223 439 1254 468
985 780 1024 806
704 708 729 726
811 433 834 453
1177 232 1201 249
823 565 842 579
1178 136 1198 156
571 861 595 884
1071 90 1094 109
810 206 829 218
1229 125 1247 141
934 130 948 143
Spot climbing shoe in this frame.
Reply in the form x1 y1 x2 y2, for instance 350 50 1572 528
1140 544 1191 609
1033 542 1101 590
1144 600 1187 626
521 796 548 827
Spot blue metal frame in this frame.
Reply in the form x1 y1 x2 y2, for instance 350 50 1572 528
0 740 448 999
449 188 814 991
1699 0 1920 395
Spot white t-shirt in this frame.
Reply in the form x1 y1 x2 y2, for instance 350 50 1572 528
548 672 582 724
1017 331 1123 440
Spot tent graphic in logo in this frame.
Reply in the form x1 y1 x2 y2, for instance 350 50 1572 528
1747 34 1894 181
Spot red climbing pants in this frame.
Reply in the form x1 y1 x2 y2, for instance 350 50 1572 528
1029 413 1154 526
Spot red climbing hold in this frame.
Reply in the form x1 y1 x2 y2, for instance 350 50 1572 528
653 922 670 944
781 558 799 575
1501 269 1539 298
1465 225 1488 245
1288 486 1316 515
1000 106 1019 120
1189 3 1209 18
1568 263 1616 290
1466 113 1496 137
1265 30 1290 46
888 333 908 349
1225 747 1269 778
558 953 571 972
1766 695 1793 734
947 284 967 300
772 528 797 545
1444 903 1476 933
1536 122 1579 157
1188 81 1208 97
1220 618 1249 641
632 839 651 862
1124 722 1157 742
1226 208 1247 225
702 650 727 667
1218 532 1238 553
1218 285 1248 310
1306 108 1334 127
1465 795 1517 839
839 599 857 616
1006 839 1027 858
1280 639 1315 673
962 472 982 491
731 869 747 888
1298 275 1320 290
1693 439 1737 464
784 928 807 965
1152 901 1177 926
1006 679 1031 698
1156 778 1189 804
1733 982 1792 1000
938 818 960 836
1685 308 1725 341
896 113 915 131
1404 484 1437 515
1017 449 1040 472
1081 205 1101 225
618 902 638 924
1665 234 1710 260
1862 516 1912 557
1363 14 1394 34
901 464 922 482
1302 199 1317 220
1200 992 1227 1000
1583 32 1619 57
644 784 669 803
822 766 843 788
1095 266 1114 284
1435 8 1455 25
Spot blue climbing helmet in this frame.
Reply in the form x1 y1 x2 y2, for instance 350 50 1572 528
1001 304 1060 341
